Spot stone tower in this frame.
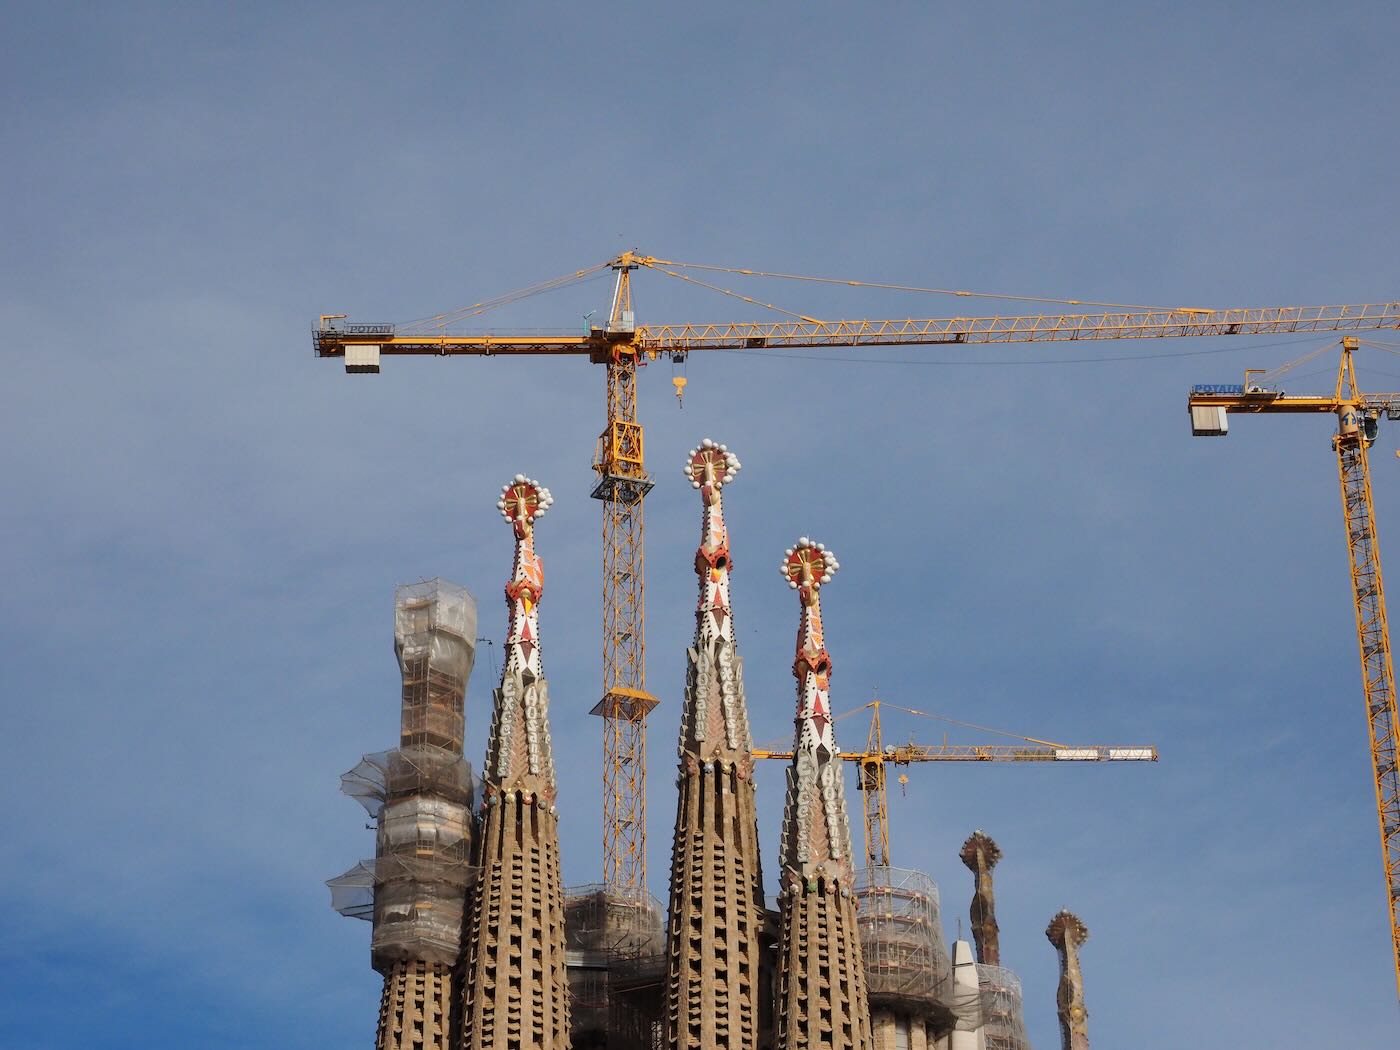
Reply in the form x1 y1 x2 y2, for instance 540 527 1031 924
329 579 478 1050
1046 910 1090 1050
774 539 873 1050
959 831 1002 967
459 476 572 1050
663 439 766 1050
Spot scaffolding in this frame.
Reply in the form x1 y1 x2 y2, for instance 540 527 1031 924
855 866 951 1011
563 885 667 1050
976 964 1031 1050
341 746 475 817
330 855 475 968
329 579 479 973
395 579 477 753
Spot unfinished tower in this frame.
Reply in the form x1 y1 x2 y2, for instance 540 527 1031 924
775 539 873 1050
459 477 572 1050
958 833 1028 1050
329 579 479 1050
959 832 1001 967
1046 910 1090 1050
855 865 952 1050
663 439 765 1050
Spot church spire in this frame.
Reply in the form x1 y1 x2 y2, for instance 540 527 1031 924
676 438 753 764
775 538 872 1050
777 538 856 884
459 475 571 1050
664 440 766 1050
482 474 558 796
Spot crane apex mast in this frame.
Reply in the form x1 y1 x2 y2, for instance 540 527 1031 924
591 256 658 899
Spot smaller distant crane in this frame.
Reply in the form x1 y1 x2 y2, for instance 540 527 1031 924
752 700 1157 870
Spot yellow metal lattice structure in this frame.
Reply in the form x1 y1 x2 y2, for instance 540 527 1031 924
588 263 658 897
1189 338 1400 998
754 700 1157 872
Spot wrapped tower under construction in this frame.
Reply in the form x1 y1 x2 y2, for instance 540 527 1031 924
329 579 479 1050
1047 910 1089 1050
961 832 1030 1050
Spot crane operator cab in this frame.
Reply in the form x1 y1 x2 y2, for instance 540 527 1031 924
1338 406 1381 445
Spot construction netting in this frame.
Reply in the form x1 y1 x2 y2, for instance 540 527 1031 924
327 578 479 972
855 866 951 1011
340 746 476 817
328 853 475 969
565 885 667 957
332 746 476 969
977 963 1031 1050
564 886 667 1050
395 580 476 753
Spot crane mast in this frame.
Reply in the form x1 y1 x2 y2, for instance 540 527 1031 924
1188 337 1400 998
589 259 659 896
860 702 891 869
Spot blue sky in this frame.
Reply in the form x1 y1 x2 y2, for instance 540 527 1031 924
3 3 1400 1047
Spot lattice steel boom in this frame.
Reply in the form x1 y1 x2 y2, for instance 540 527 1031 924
1188 338 1400 999
752 700 1157 871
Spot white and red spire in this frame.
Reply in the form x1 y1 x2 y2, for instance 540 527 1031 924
677 439 752 765
485 474 557 797
777 537 855 883
462 476 571 1050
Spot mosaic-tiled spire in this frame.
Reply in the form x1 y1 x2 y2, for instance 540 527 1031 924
775 539 873 1050
664 440 766 1050
459 476 571 1050
1047 910 1090 1050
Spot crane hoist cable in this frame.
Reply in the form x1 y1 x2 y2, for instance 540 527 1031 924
397 261 612 331
752 700 1069 752
640 260 824 323
711 331 1341 368
646 256 1175 312
873 701 1068 748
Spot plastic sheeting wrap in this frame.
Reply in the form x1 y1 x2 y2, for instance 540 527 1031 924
329 855 477 969
380 795 472 864
326 579 480 974
341 746 476 817
565 884 667 957
395 580 477 752
332 749 476 970
977 963 1032 1050
395 579 477 648
855 866 951 1010
563 886 667 1050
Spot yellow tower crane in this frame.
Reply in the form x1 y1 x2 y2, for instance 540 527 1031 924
753 700 1157 869
1188 337 1400 997
314 252 1400 898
